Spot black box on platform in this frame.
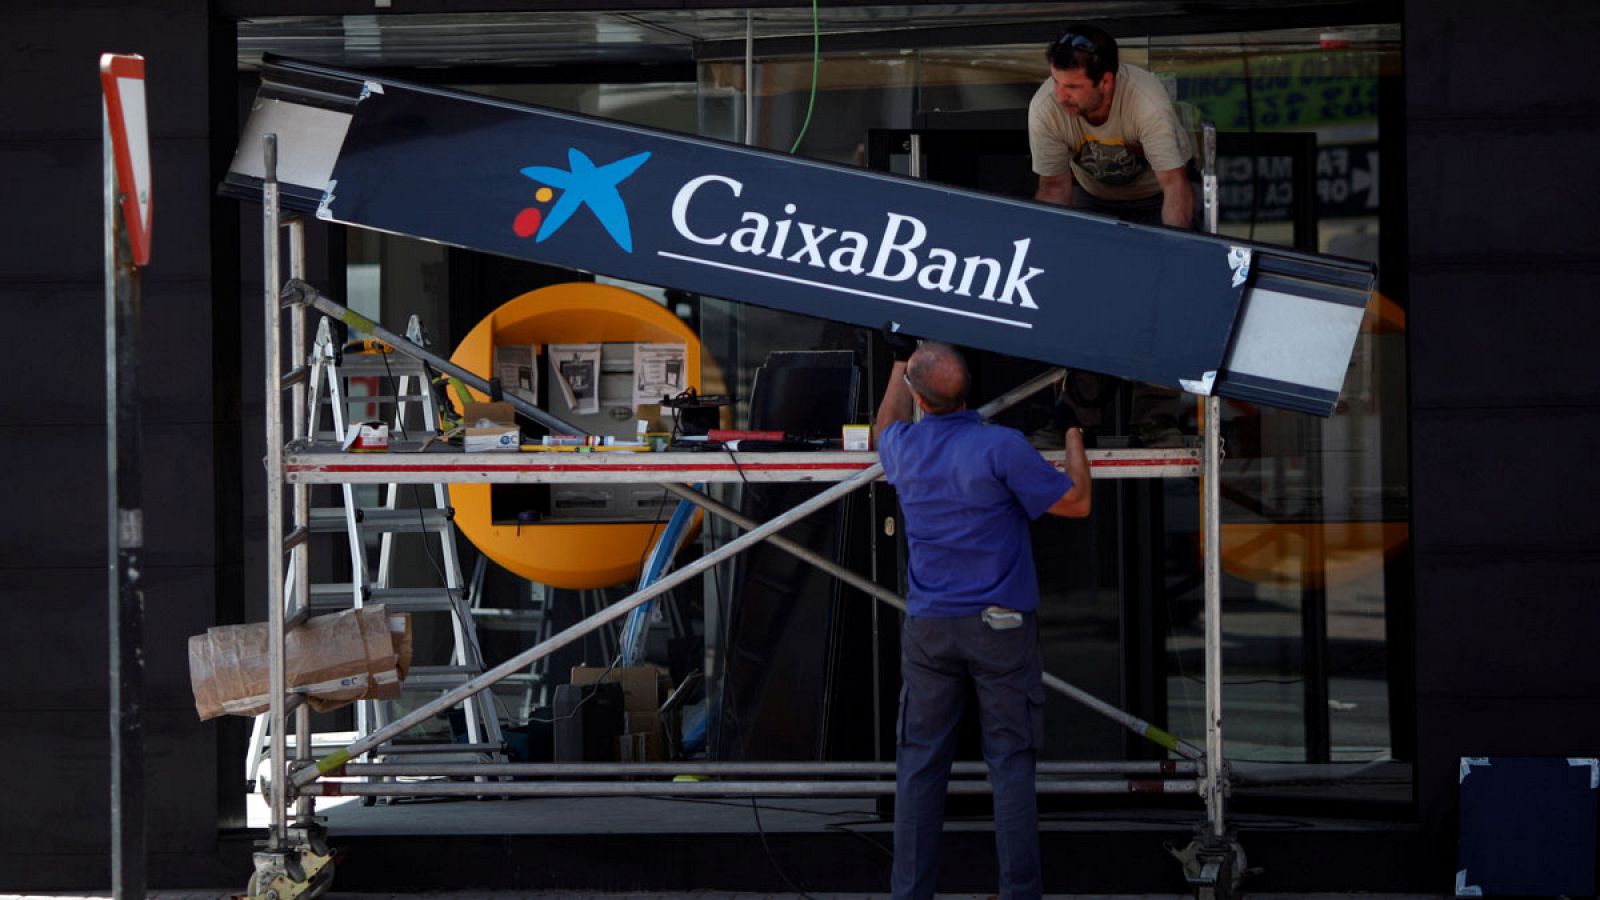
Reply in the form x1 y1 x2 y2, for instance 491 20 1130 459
552 681 624 762
1457 756 1597 896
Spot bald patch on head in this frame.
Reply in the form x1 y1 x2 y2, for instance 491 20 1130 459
907 341 971 414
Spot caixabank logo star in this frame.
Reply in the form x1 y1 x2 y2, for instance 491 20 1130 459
512 147 652 253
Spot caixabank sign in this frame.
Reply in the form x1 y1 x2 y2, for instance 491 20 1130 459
228 58 1374 414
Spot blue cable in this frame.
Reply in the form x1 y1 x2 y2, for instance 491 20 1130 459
621 494 698 665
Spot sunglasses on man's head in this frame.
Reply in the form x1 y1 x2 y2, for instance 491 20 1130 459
1056 33 1098 56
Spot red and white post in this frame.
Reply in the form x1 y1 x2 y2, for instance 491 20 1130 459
101 51 150 900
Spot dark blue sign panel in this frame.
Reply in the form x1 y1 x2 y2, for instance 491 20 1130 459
325 82 1251 392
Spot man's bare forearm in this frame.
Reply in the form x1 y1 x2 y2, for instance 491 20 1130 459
1157 168 1193 229
1035 174 1073 208
1048 427 1093 517
1161 192 1193 228
874 359 914 441
1063 427 1091 489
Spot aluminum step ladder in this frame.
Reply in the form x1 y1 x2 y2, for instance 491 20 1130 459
463 555 554 723
246 316 505 794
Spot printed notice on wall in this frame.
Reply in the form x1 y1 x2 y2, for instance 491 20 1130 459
548 343 602 415
493 344 539 405
632 343 687 408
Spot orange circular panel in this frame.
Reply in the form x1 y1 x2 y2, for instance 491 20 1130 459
1363 290 1406 335
449 283 705 589
1218 521 1409 589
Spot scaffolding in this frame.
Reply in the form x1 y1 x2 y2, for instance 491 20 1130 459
239 86 1360 894
254 221 1235 900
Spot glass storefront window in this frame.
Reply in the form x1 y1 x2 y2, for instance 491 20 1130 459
695 25 1406 767
1148 27 1405 764
326 18 1405 772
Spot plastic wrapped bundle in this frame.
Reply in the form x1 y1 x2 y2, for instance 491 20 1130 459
188 605 411 720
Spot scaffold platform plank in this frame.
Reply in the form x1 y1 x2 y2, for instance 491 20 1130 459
284 444 1201 485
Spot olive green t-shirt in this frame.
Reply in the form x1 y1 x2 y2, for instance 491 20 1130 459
1028 63 1192 202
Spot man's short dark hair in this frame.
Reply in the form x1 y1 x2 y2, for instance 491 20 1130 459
1047 23 1118 83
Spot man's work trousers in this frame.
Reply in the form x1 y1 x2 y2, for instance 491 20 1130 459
892 612 1044 900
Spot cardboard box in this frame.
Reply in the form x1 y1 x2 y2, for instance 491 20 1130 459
342 421 390 452
463 401 520 452
569 664 670 714
571 664 677 760
841 424 871 451
187 606 411 720
624 709 659 736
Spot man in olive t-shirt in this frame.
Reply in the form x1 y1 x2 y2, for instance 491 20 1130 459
1028 24 1196 229
1026 24 1197 447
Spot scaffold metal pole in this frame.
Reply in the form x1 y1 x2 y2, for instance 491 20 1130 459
338 760 1197 777
261 133 288 847
1203 393 1225 836
300 779 1200 799
286 217 314 826
1200 118 1228 840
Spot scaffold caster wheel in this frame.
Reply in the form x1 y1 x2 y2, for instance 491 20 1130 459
1166 829 1256 900
247 827 336 900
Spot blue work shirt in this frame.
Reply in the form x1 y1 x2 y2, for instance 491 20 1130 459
879 410 1073 617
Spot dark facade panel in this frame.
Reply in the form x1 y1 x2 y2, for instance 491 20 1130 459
0 566 217 713
1406 3 1600 871
1404 0 1600 119
0 711 117 857
0 711 219 866
0 569 110 711
0 141 105 283
0 282 220 427
0 426 220 569
143 710 224 849
140 424 223 567
1414 553 1600 698
142 568 230 710
0 428 106 569
1408 266 1600 408
136 282 224 426
1409 408 1600 551
2 285 107 425
0 2 211 143
1407 123 1599 262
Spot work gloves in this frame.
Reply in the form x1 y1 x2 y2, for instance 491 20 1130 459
881 320 919 361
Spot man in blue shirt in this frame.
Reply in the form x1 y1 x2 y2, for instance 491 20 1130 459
875 339 1091 900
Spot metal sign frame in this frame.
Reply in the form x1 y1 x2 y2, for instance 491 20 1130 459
100 53 151 267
